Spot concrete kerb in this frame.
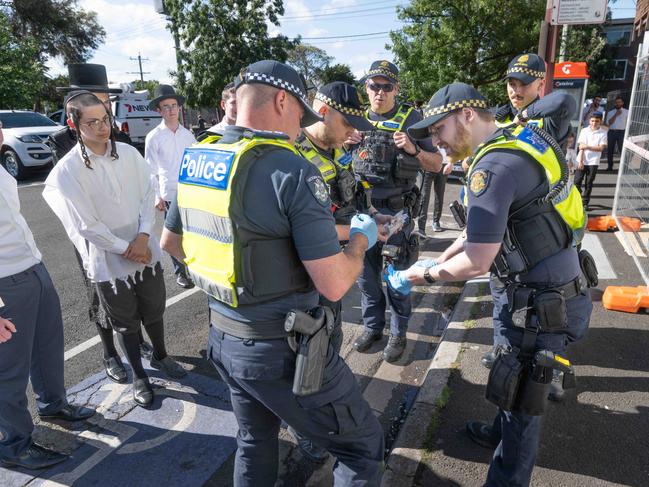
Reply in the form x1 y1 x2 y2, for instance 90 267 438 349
381 277 489 487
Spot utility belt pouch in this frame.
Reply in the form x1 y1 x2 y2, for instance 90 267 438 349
515 363 551 416
385 226 419 270
449 200 466 229
403 186 421 219
336 169 357 205
485 348 524 411
355 180 372 212
533 290 567 331
579 249 599 288
285 306 334 397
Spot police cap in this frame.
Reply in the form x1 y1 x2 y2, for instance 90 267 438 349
506 53 546 85
408 82 489 140
235 60 323 127
362 60 399 84
315 82 373 131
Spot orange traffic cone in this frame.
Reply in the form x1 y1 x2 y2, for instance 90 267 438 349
587 215 642 232
602 286 649 313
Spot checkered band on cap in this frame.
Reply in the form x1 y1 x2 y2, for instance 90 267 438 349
507 66 545 79
366 67 398 81
314 92 364 117
423 99 488 118
243 72 306 100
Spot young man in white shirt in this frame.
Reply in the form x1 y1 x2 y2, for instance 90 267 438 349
605 96 628 171
207 82 237 134
145 85 197 288
0 157 95 470
575 112 607 210
43 92 186 409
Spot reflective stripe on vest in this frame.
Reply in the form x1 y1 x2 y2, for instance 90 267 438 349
366 105 413 132
465 126 586 243
177 136 301 307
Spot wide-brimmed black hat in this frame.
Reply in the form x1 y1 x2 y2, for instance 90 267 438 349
149 84 186 110
408 82 489 140
57 64 122 94
234 60 322 127
361 60 399 84
505 53 546 85
315 82 372 131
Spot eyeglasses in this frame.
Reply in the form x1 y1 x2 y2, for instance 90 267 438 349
160 103 179 112
368 82 395 93
82 115 112 131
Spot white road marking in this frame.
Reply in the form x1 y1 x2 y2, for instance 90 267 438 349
582 233 617 280
64 287 201 361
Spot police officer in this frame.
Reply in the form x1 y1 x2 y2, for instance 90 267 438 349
351 60 442 362
485 54 577 404
160 60 384 486
385 82 592 487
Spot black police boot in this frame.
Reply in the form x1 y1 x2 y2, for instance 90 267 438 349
466 421 500 449
383 335 407 363
548 370 565 402
353 330 382 352
1 443 68 470
481 350 497 369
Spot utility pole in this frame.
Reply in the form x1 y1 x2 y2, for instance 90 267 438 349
128 52 150 85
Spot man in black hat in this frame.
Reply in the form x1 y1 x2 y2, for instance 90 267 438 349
351 60 442 363
144 84 196 288
383 82 591 487
160 60 384 486
46 64 151 386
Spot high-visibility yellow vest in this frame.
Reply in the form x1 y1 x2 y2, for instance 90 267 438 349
294 133 352 185
366 104 413 132
176 133 311 307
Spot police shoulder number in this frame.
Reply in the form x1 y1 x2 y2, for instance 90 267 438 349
306 174 330 207
469 169 491 197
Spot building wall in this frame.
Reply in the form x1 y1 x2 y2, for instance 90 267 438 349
601 18 638 99
635 0 649 41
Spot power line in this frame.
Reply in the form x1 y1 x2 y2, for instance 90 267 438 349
281 4 401 20
127 53 150 84
299 30 390 40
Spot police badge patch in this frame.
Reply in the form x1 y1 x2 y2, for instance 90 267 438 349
469 170 490 197
307 175 330 207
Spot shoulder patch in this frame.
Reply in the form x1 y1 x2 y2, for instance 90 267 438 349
306 175 331 207
469 170 490 197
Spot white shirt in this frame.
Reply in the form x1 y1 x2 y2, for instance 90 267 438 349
43 142 162 284
0 166 41 278
605 108 629 130
577 127 608 166
144 121 196 203
207 119 233 134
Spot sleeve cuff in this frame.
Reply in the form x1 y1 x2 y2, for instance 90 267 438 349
138 221 154 236
113 238 130 255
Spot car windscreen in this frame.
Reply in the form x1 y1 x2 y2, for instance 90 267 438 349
0 112 58 128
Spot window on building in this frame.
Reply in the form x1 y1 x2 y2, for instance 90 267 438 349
607 59 628 80
606 27 632 46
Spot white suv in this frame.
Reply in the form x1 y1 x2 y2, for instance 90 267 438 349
0 110 61 180
110 86 162 149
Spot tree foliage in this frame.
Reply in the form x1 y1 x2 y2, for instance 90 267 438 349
0 12 43 109
5 0 105 64
317 63 356 86
390 0 545 105
133 79 161 97
163 0 297 108
287 43 333 88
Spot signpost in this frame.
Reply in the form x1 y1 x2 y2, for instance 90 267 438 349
551 0 609 26
552 61 589 148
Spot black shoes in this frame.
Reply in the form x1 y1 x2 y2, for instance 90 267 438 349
383 335 407 362
176 274 194 289
432 221 443 232
288 426 329 464
104 356 127 383
353 330 383 352
1 443 67 470
150 355 188 379
140 341 154 361
133 378 154 408
39 404 95 422
481 350 497 369
466 421 500 449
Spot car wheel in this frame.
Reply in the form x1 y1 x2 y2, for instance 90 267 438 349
2 150 27 180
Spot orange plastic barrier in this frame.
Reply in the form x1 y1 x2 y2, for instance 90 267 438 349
602 286 649 313
587 216 642 232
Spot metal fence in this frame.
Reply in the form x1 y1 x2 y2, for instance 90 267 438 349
612 34 649 286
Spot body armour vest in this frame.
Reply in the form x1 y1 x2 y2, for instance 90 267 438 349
352 104 420 188
176 132 312 307
465 126 586 280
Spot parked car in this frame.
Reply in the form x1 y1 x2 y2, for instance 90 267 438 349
48 109 65 125
0 110 61 180
110 85 162 149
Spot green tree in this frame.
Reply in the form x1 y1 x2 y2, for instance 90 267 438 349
390 0 545 105
163 0 297 108
0 12 43 109
287 43 333 88
317 63 356 86
133 79 160 97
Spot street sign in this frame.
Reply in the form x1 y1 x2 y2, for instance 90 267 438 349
550 0 608 25
553 61 589 79
551 61 590 149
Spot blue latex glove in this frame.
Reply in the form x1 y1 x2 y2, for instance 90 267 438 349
350 214 378 249
384 264 412 295
414 258 438 268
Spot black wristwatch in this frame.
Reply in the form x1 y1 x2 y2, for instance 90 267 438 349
423 267 436 284
408 144 421 157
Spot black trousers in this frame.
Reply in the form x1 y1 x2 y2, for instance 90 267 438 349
418 170 446 231
607 129 624 170
574 166 599 205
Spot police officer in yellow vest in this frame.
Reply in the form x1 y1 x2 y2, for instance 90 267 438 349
160 60 384 486
384 82 592 487
351 60 442 363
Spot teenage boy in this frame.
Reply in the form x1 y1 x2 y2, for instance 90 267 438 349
575 113 607 210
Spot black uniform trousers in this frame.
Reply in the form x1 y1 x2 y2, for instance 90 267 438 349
606 129 624 170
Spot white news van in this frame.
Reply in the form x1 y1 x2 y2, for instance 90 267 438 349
110 84 162 149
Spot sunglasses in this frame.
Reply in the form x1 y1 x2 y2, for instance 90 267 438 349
368 82 395 93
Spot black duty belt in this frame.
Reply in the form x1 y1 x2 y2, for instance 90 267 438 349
371 195 404 211
209 309 288 339
523 275 585 301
